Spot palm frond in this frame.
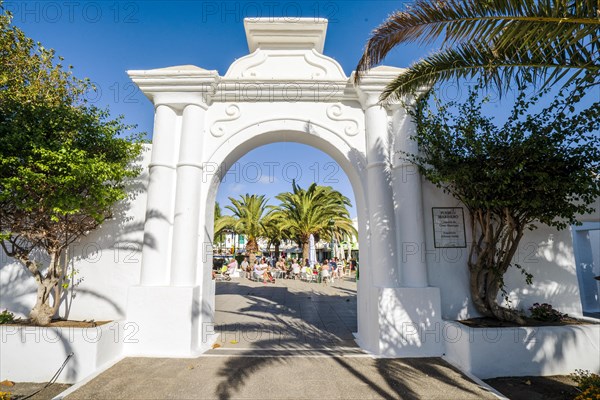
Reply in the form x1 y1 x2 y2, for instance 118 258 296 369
380 40 599 102
355 0 600 86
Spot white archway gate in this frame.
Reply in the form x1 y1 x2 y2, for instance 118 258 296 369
125 18 442 358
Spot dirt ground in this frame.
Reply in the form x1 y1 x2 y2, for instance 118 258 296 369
485 375 580 400
459 316 593 328
3 319 110 328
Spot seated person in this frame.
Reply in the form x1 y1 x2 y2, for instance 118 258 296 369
275 257 286 278
227 259 238 274
253 262 265 281
291 259 301 279
241 257 250 279
259 257 275 283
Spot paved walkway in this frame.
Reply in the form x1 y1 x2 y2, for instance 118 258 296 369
63 276 499 399
210 275 359 352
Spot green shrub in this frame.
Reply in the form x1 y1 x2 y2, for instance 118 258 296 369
0 310 14 324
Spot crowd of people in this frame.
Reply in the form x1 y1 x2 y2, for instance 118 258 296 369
240 256 358 285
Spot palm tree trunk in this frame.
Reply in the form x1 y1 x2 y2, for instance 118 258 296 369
246 237 258 253
302 241 309 263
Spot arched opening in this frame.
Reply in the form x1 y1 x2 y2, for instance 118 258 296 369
201 127 370 351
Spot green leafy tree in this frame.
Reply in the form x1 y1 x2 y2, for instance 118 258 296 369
273 182 356 261
355 0 599 101
404 81 600 323
222 194 272 254
0 9 143 325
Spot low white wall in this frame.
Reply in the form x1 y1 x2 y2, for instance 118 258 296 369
0 321 125 384
443 320 600 378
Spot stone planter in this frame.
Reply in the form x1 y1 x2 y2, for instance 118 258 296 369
442 320 600 378
0 321 127 384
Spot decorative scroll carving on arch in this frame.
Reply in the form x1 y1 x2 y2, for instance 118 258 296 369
210 105 241 137
224 49 346 80
326 104 359 136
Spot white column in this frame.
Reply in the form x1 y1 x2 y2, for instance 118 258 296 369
170 104 206 286
392 106 428 288
140 104 178 286
364 98 400 288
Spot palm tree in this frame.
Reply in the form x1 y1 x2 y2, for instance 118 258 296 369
222 194 272 254
272 182 356 261
355 0 599 101
213 202 232 252
262 213 289 260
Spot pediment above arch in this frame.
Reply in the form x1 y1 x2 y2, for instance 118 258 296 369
224 48 348 81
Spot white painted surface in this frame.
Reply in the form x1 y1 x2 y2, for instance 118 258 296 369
377 287 444 357
0 322 124 384
443 321 600 378
391 104 429 288
124 285 201 357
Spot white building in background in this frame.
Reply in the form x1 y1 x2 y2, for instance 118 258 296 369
214 232 246 255
1 18 598 382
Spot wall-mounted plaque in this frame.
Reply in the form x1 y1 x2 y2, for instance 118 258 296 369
432 207 467 248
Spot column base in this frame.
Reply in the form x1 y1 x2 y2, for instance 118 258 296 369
125 285 216 357
364 287 444 357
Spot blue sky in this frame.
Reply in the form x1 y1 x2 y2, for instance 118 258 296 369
7 1 597 218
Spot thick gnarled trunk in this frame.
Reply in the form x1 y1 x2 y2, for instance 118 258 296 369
30 278 59 325
468 208 527 324
20 250 64 326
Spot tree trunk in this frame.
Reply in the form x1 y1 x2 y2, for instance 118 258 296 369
485 280 525 323
468 264 493 317
246 237 258 253
302 241 309 264
29 250 63 325
248 253 257 269
468 209 528 324
274 243 280 260
30 277 58 325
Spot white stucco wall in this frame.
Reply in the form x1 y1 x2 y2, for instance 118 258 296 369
0 146 150 321
0 322 124 384
443 321 600 378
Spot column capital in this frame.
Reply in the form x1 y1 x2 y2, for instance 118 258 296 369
353 66 405 110
129 66 219 112
152 93 211 113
